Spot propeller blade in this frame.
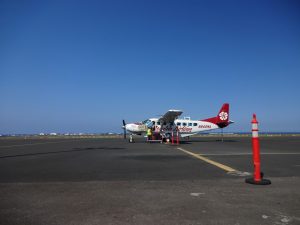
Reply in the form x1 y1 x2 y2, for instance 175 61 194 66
122 120 126 139
123 127 126 139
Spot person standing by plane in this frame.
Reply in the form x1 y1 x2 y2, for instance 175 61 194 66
147 127 152 141
151 123 157 140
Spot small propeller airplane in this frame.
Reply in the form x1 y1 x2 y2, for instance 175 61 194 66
122 103 234 141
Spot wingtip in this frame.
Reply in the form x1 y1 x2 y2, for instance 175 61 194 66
168 109 182 112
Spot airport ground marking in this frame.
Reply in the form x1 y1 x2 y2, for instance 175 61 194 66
177 147 237 173
196 152 300 156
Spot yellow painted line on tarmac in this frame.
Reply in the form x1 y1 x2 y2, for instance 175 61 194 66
177 147 237 173
197 152 300 156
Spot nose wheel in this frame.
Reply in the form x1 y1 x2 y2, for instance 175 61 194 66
129 134 134 143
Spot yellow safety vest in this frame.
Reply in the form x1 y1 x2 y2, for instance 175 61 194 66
147 129 152 136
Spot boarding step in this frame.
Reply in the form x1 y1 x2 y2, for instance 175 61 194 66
147 133 163 143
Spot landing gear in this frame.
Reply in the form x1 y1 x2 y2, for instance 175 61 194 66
129 134 134 143
184 136 190 141
165 133 171 143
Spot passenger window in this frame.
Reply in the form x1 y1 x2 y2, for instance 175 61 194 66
188 123 192 126
176 122 181 126
193 123 198 126
152 121 155 125
157 122 160 125
183 123 187 126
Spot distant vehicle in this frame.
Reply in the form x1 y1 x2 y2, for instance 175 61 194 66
50 133 57 136
122 103 234 139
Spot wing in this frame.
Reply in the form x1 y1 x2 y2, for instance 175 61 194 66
159 109 183 123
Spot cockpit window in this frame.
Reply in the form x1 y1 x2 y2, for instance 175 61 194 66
143 120 153 128
142 119 150 124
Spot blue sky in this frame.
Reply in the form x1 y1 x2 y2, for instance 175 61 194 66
1 0 300 134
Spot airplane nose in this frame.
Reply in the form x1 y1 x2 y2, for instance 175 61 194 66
125 124 133 132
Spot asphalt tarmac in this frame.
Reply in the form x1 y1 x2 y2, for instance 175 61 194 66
0 136 299 225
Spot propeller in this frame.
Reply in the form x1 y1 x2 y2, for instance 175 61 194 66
122 120 126 139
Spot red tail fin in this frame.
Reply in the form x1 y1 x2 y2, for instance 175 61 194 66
202 103 229 128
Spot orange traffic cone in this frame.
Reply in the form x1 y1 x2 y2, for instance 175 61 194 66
245 114 271 185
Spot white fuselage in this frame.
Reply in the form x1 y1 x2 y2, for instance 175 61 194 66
125 117 219 137
150 118 219 137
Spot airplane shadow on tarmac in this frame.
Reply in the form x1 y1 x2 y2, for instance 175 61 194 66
127 139 238 144
0 147 126 159
180 139 238 144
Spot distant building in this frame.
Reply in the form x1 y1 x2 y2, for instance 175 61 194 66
50 133 57 136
